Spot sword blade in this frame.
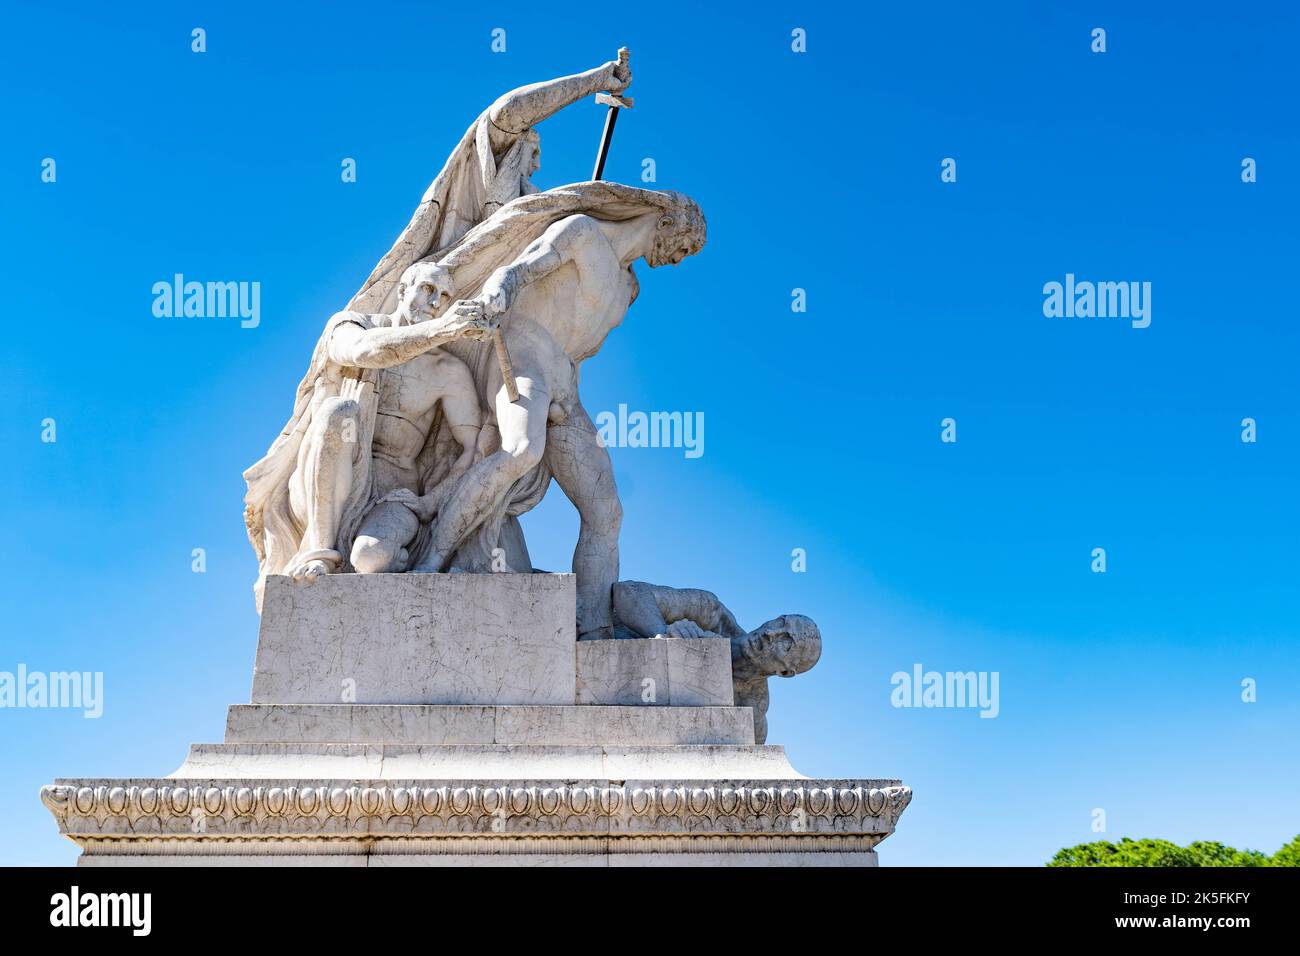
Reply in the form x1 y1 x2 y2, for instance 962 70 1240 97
591 106 620 181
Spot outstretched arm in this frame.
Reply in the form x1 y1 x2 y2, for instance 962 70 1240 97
327 311 491 369
456 215 599 321
486 51 630 151
613 582 738 641
613 582 672 639
658 588 745 639
664 589 743 640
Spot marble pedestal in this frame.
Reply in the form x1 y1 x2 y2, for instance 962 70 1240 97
41 574 910 866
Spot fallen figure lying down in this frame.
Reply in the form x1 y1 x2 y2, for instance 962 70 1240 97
609 581 822 744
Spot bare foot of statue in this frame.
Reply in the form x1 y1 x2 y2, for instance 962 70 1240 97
286 549 343 583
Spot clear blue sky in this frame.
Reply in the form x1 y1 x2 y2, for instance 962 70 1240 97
2 2 1297 866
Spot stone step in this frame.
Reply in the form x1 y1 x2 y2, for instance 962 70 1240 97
576 636 732 706
226 704 756 747
171 742 803 779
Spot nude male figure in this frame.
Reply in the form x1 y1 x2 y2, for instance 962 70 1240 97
284 262 493 580
410 194 707 640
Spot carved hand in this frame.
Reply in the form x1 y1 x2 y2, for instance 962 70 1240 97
604 48 631 93
662 620 721 640
438 302 497 342
478 274 513 318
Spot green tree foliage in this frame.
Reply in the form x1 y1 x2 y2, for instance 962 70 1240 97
1272 835 1300 868
1049 835 1294 867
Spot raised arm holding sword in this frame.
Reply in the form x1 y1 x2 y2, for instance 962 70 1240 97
471 47 635 403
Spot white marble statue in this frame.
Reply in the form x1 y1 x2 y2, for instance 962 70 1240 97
242 45 707 640
48 51 912 870
243 54 635 608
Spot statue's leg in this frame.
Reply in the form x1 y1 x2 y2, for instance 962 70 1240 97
415 361 485 517
415 366 551 573
350 500 420 573
286 396 362 579
348 502 418 574
545 399 621 640
735 683 771 745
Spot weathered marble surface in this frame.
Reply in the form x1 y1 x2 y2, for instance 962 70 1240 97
225 703 755 746
252 573 576 705
575 637 733 706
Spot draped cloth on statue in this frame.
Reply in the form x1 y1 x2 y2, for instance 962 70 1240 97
243 114 536 605
242 308 466 606
242 312 376 606
347 112 540 317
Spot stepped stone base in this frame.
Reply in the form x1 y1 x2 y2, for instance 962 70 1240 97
41 573 910 866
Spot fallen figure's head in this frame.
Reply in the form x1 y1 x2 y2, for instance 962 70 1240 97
733 613 822 681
